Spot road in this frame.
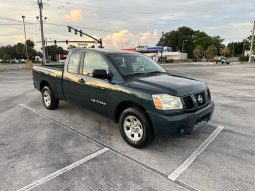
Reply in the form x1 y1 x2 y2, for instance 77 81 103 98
0 63 254 191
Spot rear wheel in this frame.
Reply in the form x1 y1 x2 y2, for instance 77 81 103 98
42 86 59 110
119 107 154 148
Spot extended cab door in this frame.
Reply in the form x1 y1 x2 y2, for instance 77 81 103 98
79 51 112 116
62 50 83 102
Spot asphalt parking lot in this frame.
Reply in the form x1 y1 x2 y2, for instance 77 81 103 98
0 63 255 191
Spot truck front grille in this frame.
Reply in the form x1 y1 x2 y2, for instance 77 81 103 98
207 89 211 101
182 89 211 112
183 96 194 109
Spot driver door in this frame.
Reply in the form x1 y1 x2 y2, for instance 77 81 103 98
79 51 112 116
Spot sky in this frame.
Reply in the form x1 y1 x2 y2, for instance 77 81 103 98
0 0 254 50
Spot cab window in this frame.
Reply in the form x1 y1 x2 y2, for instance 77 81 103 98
83 52 109 76
67 52 81 74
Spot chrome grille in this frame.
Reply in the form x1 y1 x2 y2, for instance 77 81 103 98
182 89 211 111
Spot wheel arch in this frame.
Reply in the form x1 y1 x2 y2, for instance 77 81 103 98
40 80 50 91
114 101 153 135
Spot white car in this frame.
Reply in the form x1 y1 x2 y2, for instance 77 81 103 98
59 59 66 64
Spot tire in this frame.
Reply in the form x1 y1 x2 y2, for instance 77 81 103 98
119 107 154 148
42 86 59 110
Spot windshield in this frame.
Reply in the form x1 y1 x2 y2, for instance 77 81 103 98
108 53 166 76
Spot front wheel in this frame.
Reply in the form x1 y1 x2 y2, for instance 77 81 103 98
119 107 154 148
42 86 59 110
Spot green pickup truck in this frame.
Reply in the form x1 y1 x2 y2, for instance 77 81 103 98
33 48 214 148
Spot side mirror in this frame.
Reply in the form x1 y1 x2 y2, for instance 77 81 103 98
92 69 111 80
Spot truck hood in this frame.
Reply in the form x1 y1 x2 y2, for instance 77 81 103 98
127 74 206 96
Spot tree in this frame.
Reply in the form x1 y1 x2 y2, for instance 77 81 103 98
0 40 39 60
157 26 223 58
193 45 204 61
206 45 217 61
2 53 11 61
220 47 230 56
45 45 68 60
16 43 26 57
26 39 36 58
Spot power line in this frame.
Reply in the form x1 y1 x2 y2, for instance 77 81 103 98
48 0 155 16
44 23 114 32
0 16 36 24
0 23 35 26
45 1 177 20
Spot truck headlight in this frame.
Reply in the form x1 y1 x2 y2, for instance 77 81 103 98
152 94 183 110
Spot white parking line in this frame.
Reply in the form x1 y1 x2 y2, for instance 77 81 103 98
18 103 166 178
168 126 224 181
17 147 109 191
18 103 220 191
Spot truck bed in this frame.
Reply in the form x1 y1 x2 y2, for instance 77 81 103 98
33 64 64 99
42 64 64 71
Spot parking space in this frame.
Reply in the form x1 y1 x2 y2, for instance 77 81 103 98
0 106 103 191
0 64 255 190
20 96 217 176
32 151 185 191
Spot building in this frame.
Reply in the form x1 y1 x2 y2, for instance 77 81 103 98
122 46 188 61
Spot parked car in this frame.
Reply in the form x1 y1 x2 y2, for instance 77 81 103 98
10 59 19 64
19 59 26 63
33 48 214 148
215 56 230 64
59 59 66 64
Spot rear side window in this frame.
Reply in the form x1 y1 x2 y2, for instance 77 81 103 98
83 52 109 76
67 52 81 73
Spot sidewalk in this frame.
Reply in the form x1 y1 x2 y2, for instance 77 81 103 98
161 61 242 67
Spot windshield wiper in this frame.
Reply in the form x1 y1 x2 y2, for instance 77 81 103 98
126 72 147 77
147 71 167 74
126 71 167 77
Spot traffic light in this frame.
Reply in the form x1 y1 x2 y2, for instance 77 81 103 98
54 40 57 45
66 40 68 45
68 26 71 33
80 30 82 37
74 29 77 35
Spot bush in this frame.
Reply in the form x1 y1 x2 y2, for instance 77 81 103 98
239 55 249 62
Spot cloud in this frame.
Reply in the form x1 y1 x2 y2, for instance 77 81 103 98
65 9 84 21
103 30 159 49
229 22 251 28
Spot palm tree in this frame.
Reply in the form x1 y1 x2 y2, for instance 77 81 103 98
193 45 204 61
220 47 230 56
206 45 217 61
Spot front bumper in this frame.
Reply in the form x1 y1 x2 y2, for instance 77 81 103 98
148 101 215 137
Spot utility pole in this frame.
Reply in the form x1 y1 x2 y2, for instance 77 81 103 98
38 0 46 65
232 43 235 58
160 32 164 64
21 16 29 62
249 20 255 63
181 40 187 61
243 41 245 55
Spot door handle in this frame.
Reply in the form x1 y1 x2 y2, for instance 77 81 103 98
78 78 85 84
